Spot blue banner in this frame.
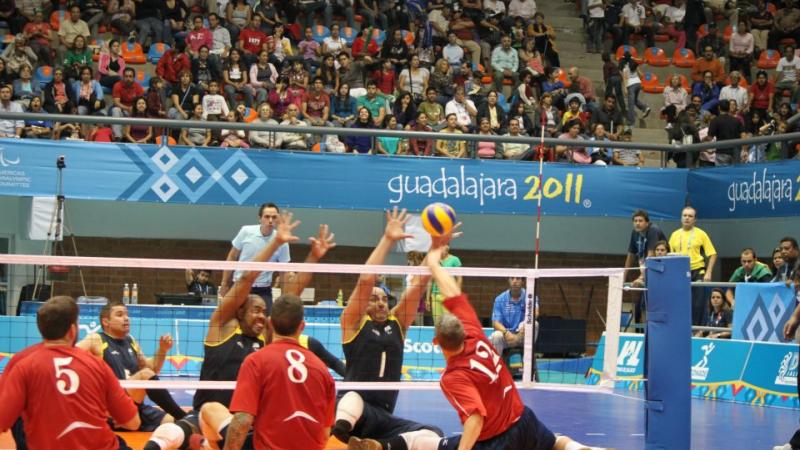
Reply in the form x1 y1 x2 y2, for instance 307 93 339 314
0 139 687 219
687 160 800 219
731 283 795 342
588 334 799 408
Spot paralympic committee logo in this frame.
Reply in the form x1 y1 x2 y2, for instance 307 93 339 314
691 342 715 381
0 147 20 167
616 339 643 374
775 351 799 387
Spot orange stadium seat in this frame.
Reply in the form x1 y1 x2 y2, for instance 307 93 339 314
669 73 690 90
644 47 670 67
401 30 414 46
723 24 733 43
241 106 258 123
122 41 146 64
697 24 709 40
642 72 664 93
50 9 69 31
554 67 571 88
155 135 177 145
654 33 670 42
672 48 696 68
757 49 781 69
780 38 797 48
370 28 386 46
615 45 640 62
724 75 748 88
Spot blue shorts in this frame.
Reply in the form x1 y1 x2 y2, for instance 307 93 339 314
438 407 555 450
350 400 442 441
138 403 167 432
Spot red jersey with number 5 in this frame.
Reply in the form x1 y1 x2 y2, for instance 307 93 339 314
0 344 138 450
441 294 524 441
230 339 336 450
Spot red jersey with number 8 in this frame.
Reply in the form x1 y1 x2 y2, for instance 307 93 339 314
230 339 336 450
441 294 525 441
0 344 138 450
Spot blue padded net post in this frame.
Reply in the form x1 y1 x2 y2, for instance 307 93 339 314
645 256 691 450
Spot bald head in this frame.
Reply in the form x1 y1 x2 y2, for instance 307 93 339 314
436 313 466 351
568 67 579 80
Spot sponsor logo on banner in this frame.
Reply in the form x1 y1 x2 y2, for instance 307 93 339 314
727 168 795 213
0 147 30 188
78 320 101 336
386 166 587 207
740 290 792 342
616 339 643 374
691 342 715 381
404 338 442 355
775 351 799 387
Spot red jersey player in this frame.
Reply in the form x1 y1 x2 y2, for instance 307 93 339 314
216 293 336 450
349 232 612 450
0 296 140 450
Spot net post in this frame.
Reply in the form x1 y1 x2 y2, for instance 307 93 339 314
600 271 624 388
644 256 691 450
522 274 537 384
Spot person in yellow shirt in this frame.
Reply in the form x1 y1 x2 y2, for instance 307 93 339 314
669 206 717 326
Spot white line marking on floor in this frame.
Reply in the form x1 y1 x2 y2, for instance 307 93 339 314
586 433 607 436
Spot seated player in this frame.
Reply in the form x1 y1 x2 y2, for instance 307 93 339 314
333 207 443 449
0 296 141 450
144 216 338 450
199 294 337 450
349 230 612 450
78 301 188 430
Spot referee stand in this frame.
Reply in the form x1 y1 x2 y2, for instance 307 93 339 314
645 256 692 450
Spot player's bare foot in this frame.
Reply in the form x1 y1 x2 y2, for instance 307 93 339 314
347 436 383 450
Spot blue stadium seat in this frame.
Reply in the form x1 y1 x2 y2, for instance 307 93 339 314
147 42 171 64
311 25 330 44
34 66 54 89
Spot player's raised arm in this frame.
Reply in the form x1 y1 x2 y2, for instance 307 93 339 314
209 213 300 343
392 254 431 331
281 223 336 296
427 231 463 299
341 207 412 340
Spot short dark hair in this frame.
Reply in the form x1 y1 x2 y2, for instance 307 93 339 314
271 294 304 336
100 300 126 323
741 248 756 259
123 67 135 76
781 236 798 249
632 209 649 222
718 99 730 113
435 314 465 351
38 296 79 340
258 202 279 216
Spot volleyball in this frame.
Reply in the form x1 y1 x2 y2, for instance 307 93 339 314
421 203 457 236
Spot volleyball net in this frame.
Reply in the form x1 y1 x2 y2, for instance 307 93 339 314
0 253 631 394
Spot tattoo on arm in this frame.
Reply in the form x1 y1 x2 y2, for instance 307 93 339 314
223 412 254 450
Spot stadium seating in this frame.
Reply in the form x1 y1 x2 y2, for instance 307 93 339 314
341 27 357 45
724 75 748 88
642 72 664 93
644 47 670 67
50 10 69 31
401 30 414 46
722 25 733 43
135 70 151 90
311 25 330 44
554 67 571 88
756 50 781 69
147 43 170 64
616 45 640 62
122 42 146 64
672 48 696 68
34 66 54 89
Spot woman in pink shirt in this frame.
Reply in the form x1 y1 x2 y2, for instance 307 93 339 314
97 39 126 89
728 20 754 82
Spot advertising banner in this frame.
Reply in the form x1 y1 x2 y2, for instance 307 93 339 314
0 139 687 219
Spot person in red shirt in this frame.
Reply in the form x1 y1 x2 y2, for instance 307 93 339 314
207 294 336 450
746 70 775 118
371 59 396 96
156 40 192 89
0 296 140 450
302 77 331 126
238 15 270 67
110 67 145 140
351 27 380 63
186 15 213 59
350 233 611 450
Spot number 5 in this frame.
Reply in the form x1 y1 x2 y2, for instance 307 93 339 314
54 357 80 395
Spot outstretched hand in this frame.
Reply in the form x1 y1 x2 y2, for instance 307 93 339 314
384 207 413 242
428 223 463 265
309 224 336 259
275 212 301 244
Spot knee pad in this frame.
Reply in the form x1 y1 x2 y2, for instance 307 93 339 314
336 391 364 426
146 423 185 450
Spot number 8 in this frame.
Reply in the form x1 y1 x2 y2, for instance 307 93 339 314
286 349 308 383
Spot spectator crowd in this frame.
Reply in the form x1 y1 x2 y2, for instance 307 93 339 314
0 0 797 166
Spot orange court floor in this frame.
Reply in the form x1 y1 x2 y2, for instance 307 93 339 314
0 431 348 449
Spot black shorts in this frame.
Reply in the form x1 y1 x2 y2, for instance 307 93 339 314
438 407 555 450
138 403 167 432
351 400 443 441
218 422 254 450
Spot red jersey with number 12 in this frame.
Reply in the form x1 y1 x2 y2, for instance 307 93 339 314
0 344 138 450
441 294 525 441
230 339 336 450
